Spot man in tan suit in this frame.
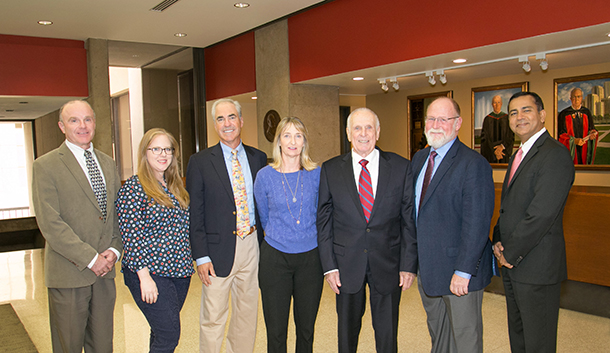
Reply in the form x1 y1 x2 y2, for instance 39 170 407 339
32 100 123 353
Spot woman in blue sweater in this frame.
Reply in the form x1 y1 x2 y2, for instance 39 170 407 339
254 117 323 353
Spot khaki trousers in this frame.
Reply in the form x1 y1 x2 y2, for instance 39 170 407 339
199 230 260 353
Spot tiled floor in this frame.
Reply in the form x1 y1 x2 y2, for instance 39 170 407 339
2 249 609 352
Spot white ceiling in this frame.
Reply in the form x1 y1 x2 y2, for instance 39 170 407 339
1 1 610 120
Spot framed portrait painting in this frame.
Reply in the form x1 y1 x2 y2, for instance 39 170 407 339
471 82 528 166
555 73 610 169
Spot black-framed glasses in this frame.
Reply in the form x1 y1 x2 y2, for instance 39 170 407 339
424 116 459 125
148 147 174 155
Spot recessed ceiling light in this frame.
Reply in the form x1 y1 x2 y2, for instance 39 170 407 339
38 20 53 26
251 96 257 100
352 77 364 81
453 58 467 63
607 32 610 37
234 2 250 8
19 102 28 104
132 55 139 58
174 33 187 37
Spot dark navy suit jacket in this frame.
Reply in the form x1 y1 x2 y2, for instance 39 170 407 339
317 148 417 295
186 143 267 277
413 138 495 297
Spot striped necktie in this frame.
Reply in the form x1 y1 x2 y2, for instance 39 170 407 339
358 159 374 222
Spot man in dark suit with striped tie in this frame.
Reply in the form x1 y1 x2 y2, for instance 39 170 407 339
317 107 417 353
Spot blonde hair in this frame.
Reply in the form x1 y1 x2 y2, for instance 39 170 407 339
137 128 189 208
269 117 317 171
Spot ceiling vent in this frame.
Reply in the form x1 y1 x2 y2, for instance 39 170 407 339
150 0 180 12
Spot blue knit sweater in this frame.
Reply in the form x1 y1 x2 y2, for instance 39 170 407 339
254 165 320 254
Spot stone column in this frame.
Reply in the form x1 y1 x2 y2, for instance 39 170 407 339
85 38 113 156
255 20 340 164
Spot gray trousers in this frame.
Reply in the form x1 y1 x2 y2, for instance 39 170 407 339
418 277 484 353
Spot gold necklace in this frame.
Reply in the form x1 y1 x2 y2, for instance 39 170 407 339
282 167 300 203
280 169 303 224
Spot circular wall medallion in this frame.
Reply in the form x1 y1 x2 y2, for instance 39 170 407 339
264 110 281 142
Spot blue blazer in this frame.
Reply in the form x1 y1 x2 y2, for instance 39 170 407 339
186 143 267 277
412 138 495 297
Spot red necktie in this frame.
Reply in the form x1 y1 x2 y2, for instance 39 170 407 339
419 151 437 211
358 159 374 222
508 148 523 184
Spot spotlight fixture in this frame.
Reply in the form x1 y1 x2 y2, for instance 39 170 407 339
352 77 364 81
234 2 250 8
536 53 549 71
390 77 399 91
436 70 447 84
425 71 436 86
379 79 389 92
174 33 187 37
519 56 531 73
453 58 467 64
38 20 53 26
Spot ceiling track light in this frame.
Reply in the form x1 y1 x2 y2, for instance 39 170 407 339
436 70 447 84
519 56 531 73
536 53 549 71
379 79 389 92
425 71 436 86
390 77 399 91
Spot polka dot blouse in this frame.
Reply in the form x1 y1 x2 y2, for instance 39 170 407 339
116 175 194 278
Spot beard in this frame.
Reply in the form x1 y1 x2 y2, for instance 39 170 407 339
425 128 454 149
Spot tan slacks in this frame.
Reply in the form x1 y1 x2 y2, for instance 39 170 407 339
199 230 260 353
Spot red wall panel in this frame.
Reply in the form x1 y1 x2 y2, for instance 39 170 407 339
0 34 88 97
288 0 610 82
204 32 256 101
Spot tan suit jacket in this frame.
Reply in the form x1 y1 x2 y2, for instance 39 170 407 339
32 142 123 288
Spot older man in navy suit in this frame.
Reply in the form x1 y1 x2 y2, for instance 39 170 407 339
412 97 495 353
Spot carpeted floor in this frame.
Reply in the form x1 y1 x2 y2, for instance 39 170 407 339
0 304 38 353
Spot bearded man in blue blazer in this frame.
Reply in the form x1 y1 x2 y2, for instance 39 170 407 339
412 97 495 353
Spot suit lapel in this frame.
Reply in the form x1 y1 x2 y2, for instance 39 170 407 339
340 153 366 220
505 132 548 194
244 144 261 180
58 143 101 213
210 144 235 200
419 140 460 210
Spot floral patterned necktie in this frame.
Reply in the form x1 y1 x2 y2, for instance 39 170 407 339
231 149 250 238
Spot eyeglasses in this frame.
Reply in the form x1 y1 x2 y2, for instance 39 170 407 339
148 147 174 155
425 116 459 125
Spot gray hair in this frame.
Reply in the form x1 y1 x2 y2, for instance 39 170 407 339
211 99 242 119
58 100 95 122
346 107 380 134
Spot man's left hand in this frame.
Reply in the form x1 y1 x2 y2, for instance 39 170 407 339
399 271 416 291
450 274 470 297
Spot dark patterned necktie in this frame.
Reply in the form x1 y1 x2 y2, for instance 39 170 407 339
358 159 374 222
84 150 107 219
419 151 437 211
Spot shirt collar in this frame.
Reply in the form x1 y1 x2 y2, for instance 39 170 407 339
65 139 94 154
519 128 546 155
430 137 457 159
220 140 244 158
351 148 379 164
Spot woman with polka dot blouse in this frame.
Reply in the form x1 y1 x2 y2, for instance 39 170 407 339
116 128 193 352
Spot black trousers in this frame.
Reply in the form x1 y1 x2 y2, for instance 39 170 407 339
502 268 561 353
336 267 401 353
258 241 324 353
